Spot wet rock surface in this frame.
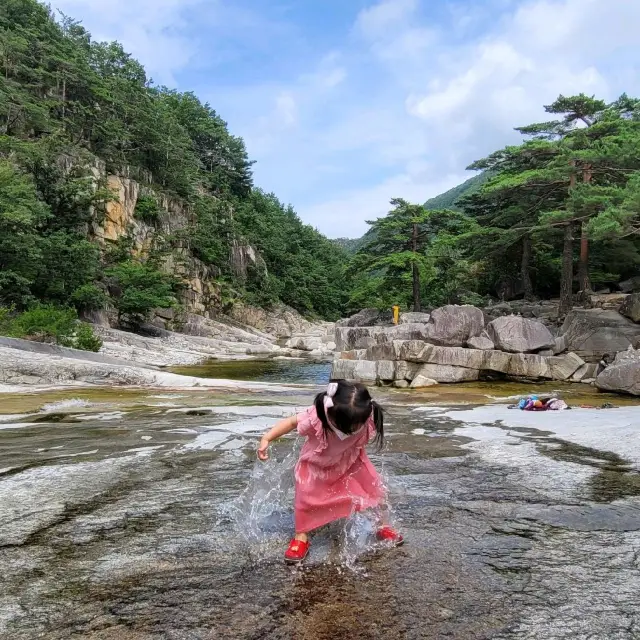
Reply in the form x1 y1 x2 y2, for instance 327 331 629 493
0 386 639 639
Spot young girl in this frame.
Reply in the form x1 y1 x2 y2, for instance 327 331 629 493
257 380 404 564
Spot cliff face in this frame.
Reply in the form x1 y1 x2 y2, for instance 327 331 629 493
79 161 262 326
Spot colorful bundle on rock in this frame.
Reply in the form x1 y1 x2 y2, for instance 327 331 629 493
517 396 568 411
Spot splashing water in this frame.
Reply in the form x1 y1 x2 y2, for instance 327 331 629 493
40 399 93 413
220 438 402 571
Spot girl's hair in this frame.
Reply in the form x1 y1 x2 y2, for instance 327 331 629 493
314 380 384 450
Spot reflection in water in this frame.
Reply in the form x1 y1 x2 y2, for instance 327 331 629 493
170 359 332 384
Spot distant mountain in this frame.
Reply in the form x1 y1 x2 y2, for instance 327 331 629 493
423 172 488 211
335 172 488 251
333 237 365 254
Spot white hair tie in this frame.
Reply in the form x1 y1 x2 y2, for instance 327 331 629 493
324 382 338 411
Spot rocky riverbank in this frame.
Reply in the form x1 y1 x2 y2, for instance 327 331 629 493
0 305 336 390
1 385 640 638
332 304 640 396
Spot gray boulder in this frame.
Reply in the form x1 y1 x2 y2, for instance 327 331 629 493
394 340 431 362
548 352 585 381
424 305 485 347
410 375 438 388
399 312 431 324
487 316 555 353
596 348 640 395
422 345 485 370
620 294 640 323
411 364 479 383
335 324 429 351
571 363 598 383
337 308 392 327
561 309 640 361
619 277 640 293
395 360 420 381
335 326 385 351
553 335 567 355
467 333 494 350
285 336 323 351
376 360 396 381
331 359 377 382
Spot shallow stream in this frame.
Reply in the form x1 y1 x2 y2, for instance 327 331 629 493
1 361 640 639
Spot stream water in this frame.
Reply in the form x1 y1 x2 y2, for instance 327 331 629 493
1 361 640 639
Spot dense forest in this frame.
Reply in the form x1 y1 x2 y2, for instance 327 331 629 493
2 0 639 338
0 0 348 331
347 94 640 313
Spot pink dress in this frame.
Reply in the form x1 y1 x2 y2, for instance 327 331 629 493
294 406 386 533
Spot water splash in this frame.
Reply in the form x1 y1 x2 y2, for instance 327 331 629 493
40 399 92 413
220 438 402 571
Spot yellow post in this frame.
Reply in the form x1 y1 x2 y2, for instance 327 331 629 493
392 305 400 325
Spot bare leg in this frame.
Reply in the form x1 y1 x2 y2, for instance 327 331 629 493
294 531 309 542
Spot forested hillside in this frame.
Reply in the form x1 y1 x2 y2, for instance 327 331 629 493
423 173 489 211
0 0 348 325
347 94 640 313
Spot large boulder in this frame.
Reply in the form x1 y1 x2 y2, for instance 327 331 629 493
411 364 479 383
410 375 438 388
399 312 431 325
620 294 640 323
285 336 323 351
560 309 640 361
395 360 421 381
618 277 640 293
337 309 392 327
504 352 583 380
335 327 385 351
487 316 555 353
596 348 640 395
424 305 485 347
467 333 494 350
331 359 377 382
335 324 429 351
421 345 485 370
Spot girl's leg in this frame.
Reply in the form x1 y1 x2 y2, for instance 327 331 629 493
294 531 309 542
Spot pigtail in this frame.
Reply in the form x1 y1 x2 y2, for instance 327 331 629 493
371 400 384 451
313 391 331 438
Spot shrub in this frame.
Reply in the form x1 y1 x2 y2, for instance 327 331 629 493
0 304 13 335
134 195 160 224
73 322 103 352
71 283 108 311
8 304 78 344
106 261 177 328
0 304 102 352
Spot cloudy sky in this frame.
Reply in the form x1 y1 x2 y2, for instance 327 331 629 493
52 0 640 238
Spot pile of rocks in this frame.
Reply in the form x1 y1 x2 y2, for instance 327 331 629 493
331 304 640 392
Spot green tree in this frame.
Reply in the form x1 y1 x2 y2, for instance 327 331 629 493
351 199 474 311
106 261 177 328
0 159 48 306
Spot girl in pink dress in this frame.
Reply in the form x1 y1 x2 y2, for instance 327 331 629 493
257 380 404 564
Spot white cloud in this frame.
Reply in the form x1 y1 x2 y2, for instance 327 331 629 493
52 0 207 84
295 0 640 236
275 92 298 127
302 170 469 238
49 0 640 238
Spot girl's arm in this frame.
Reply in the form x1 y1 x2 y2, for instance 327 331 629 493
257 415 298 460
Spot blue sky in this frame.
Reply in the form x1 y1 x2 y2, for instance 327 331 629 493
53 0 640 238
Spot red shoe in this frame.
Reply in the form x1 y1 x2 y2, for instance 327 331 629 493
376 526 404 546
284 538 310 564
